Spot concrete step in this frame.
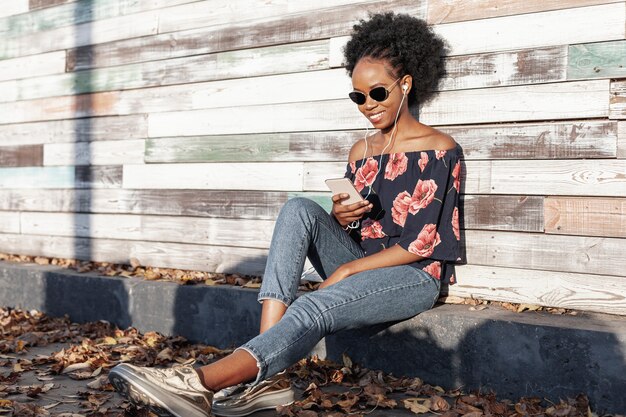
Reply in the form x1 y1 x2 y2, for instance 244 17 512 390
0 260 624 413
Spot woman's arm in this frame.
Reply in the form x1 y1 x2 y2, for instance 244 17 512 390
318 245 423 289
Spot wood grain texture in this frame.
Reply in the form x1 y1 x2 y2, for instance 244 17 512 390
43 140 145 166
19 212 276 249
0 51 66 82
0 115 148 146
5 40 332 102
568 40 626 80
432 3 626 56
449 264 626 315
461 195 544 232
0 145 43 167
2 0 198 38
66 0 423 71
427 0 625 24
0 78 607 126
619 121 626 158
420 79 610 125
29 0 75 11
305 159 626 197
0 232 269 275
0 10 159 60
145 131 362 163
610 80 626 119
440 46 567 91
123 163 304 191
0 189 333 221
0 166 121 188
545 197 626 238
441 120 617 159
464 230 626 277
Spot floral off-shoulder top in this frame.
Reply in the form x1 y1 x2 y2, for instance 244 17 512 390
343 144 462 284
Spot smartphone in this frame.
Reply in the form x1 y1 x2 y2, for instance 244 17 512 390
325 178 365 205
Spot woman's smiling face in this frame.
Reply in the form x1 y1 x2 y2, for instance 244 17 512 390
350 58 408 130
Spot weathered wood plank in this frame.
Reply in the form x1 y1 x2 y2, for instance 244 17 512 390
568 40 626 80
433 3 626 56
0 10 159 60
123 163 304 191
440 46 567 91
462 195 544 232
20 212 275 249
0 115 148 146
3 40 331 102
0 212 20 234
43 140 145 166
146 120 617 164
0 0 28 18
610 80 626 119
0 51 66 82
67 0 423 71
0 166 121 188
0 188 331 220
420 79 609 125
304 159 626 197
145 132 363 163
441 120 617 159
449 264 626 315
545 197 626 238
0 232 269 275
618 121 626 158
0 145 43 167
1 0 199 38
427 0 625 24
29 0 75 11
464 229 626 277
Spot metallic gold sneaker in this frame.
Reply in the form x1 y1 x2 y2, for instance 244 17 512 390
212 372 295 417
108 363 213 417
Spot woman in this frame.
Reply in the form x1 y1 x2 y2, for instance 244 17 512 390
108 12 460 417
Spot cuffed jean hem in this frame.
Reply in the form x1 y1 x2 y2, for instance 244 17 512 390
234 345 267 386
257 292 291 307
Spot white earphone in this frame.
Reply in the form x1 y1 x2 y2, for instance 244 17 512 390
402 84 408 93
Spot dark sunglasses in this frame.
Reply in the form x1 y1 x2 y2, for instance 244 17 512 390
348 77 402 105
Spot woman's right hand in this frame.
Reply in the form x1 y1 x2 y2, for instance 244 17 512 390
331 194 373 227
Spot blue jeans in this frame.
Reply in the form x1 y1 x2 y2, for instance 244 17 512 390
237 197 440 384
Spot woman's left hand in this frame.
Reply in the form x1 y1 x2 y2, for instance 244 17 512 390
318 267 352 290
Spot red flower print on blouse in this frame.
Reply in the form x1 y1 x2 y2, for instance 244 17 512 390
361 218 386 240
452 206 460 241
418 152 429 172
384 153 408 181
452 161 461 192
354 158 379 192
408 179 438 215
422 261 441 280
392 191 412 227
408 223 441 257
349 161 356 175
435 150 447 160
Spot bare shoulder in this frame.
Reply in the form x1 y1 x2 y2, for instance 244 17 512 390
348 138 367 163
430 131 457 151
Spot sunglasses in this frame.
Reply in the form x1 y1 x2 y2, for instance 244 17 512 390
348 77 403 105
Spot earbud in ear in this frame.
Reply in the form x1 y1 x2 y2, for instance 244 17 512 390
402 84 408 92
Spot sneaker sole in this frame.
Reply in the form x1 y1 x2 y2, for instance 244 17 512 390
212 387 295 417
108 365 210 417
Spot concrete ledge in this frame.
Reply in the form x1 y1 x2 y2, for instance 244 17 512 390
0 261 624 413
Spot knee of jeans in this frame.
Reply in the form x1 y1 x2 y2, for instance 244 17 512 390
287 293 332 334
280 197 322 221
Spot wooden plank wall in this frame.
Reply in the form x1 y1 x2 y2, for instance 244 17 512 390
0 0 625 315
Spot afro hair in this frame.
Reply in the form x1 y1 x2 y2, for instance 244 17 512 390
343 12 447 107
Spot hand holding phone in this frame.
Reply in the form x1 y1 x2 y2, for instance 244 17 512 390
325 178 373 227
